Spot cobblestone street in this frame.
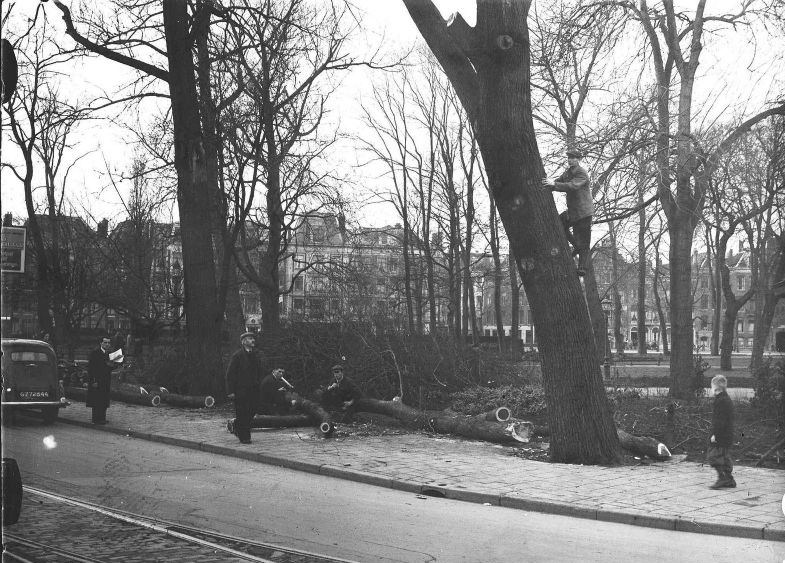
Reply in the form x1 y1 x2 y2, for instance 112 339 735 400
3 487 349 563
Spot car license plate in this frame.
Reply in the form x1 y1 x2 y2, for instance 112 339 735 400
19 391 49 399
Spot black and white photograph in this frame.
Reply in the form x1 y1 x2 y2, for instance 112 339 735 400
1 1 784 561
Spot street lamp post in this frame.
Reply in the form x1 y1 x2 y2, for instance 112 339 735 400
601 298 612 380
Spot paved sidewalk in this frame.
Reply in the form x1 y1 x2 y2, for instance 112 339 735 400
54 401 785 542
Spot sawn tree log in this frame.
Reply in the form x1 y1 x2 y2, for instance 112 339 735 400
284 391 335 436
616 429 672 460
355 398 532 444
63 386 160 407
227 414 314 435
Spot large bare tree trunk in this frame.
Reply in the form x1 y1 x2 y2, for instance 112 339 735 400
667 218 697 397
637 191 648 355
751 235 785 373
163 1 224 395
509 248 521 350
403 0 619 464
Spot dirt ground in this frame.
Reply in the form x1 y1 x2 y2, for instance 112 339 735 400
610 392 784 469
339 392 784 469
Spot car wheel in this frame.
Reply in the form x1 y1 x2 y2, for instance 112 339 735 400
42 407 58 424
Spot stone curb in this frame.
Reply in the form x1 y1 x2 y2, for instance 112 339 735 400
56 417 779 542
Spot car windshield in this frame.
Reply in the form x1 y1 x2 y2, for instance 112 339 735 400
10 351 51 363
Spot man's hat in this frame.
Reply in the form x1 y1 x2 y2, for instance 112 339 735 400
566 149 582 158
240 331 256 340
331 364 344 371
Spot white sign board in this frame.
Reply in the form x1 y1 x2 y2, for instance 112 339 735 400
1 226 26 273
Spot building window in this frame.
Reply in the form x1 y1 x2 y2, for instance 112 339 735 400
748 320 754 332
294 298 304 315
308 298 325 319
737 320 743 333
294 277 304 291
737 276 745 291
700 277 708 289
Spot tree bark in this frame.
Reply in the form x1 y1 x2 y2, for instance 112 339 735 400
161 393 215 408
284 391 335 436
161 0 224 396
637 190 648 355
616 429 671 461
355 397 532 444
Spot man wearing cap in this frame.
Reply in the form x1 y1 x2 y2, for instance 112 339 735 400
319 364 363 418
542 150 593 276
225 332 267 443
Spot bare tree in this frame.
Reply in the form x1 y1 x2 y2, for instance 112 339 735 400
2 7 96 350
219 0 377 332
610 0 785 397
51 0 225 394
402 0 619 463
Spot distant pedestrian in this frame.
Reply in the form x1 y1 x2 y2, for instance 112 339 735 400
86 335 121 424
112 330 123 351
225 332 268 444
707 374 736 489
542 149 593 276
318 364 363 416
259 368 295 416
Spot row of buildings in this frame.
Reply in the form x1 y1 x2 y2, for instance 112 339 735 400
3 213 784 352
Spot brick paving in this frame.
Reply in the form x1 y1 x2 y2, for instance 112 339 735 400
3 491 238 562
55 400 785 541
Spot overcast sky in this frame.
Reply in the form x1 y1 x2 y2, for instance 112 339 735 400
1 0 781 234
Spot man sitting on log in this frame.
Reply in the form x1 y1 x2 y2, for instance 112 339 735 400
259 368 296 416
316 364 363 420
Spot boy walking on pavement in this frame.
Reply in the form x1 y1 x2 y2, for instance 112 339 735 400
708 374 736 489
542 149 593 276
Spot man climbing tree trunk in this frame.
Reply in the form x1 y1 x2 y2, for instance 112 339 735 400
402 0 619 464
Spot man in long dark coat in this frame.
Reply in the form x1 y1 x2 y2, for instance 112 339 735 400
86 335 119 424
225 332 267 443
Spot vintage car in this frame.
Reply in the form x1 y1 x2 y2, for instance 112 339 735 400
1 339 68 424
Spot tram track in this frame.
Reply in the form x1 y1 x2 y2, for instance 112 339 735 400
11 485 358 563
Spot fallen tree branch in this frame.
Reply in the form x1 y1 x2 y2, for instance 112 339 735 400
616 429 671 460
284 391 334 437
355 398 532 444
160 393 215 408
227 414 315 434
63 386 161 407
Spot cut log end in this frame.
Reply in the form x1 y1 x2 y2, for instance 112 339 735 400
490 407 511 422
509 421 533 443
150 395 161 407
319 421 335 437
204 396 215 408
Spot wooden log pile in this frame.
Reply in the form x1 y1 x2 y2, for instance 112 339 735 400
63 385 161 407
